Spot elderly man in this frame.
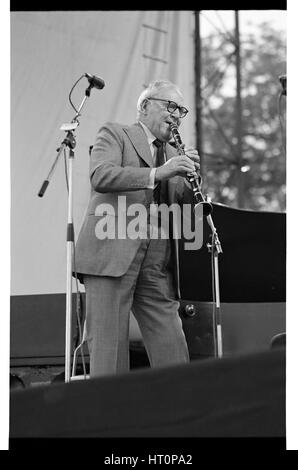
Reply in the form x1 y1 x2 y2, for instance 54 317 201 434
75 79 200 377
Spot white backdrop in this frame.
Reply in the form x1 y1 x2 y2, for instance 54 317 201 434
11 11 196 295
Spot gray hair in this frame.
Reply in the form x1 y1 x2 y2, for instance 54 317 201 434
136 79 182 117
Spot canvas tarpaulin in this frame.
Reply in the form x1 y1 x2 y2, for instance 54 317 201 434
11 11 195 295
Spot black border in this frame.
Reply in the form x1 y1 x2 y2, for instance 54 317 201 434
10 2 287 13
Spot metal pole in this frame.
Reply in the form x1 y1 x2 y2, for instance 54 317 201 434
65 150 74 383
235 11 244 208
206 214 223 358
194 11 204 176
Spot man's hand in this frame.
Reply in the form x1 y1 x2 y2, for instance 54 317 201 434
155 147 200 182
184 147 200 173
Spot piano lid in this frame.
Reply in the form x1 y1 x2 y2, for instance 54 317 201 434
179 202 286 303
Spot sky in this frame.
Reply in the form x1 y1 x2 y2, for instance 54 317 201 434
199 9 286 37
198 10 287 100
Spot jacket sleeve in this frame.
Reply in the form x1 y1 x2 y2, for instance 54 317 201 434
89 123 152 193
165 142 194 204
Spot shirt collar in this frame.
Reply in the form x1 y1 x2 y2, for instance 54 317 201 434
138 121 157 146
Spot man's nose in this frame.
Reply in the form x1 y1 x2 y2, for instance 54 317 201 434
169 110 181 126
170 108 181 119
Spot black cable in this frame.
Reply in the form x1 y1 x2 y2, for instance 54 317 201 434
73 248 87 377
200 10 237 97
200 11 237 47
215 11 238 46
68 74 86 113
202 51 235 97
202 97 238 159
203 64 232 98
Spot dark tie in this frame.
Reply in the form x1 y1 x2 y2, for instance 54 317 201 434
153 139 164 167
153 139 164 204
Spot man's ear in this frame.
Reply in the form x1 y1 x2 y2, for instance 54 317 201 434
140 98 149 114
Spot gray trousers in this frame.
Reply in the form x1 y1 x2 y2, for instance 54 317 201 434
83 237 189 377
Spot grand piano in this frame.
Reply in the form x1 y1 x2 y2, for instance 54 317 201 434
179 201 285 356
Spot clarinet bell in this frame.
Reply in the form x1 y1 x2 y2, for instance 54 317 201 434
194 195 213 217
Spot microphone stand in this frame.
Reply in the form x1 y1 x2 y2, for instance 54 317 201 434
206 210 223 358
38 83 94 383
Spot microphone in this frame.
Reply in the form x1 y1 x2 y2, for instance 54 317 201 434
85 73 105 90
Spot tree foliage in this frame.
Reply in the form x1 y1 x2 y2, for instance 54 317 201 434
200 21 286 212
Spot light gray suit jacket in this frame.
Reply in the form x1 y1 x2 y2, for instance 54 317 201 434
75 121 191 298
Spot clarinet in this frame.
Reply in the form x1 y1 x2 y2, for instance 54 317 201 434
170 123 212 216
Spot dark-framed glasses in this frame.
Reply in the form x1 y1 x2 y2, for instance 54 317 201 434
147 98 189 118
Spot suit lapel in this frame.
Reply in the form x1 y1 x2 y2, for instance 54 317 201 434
123 126 179 203
123 123 154 167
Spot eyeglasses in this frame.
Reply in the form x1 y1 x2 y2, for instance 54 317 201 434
147 98 189 118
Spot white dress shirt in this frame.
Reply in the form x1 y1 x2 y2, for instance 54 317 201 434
138 120 193 191
138 120 163 189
